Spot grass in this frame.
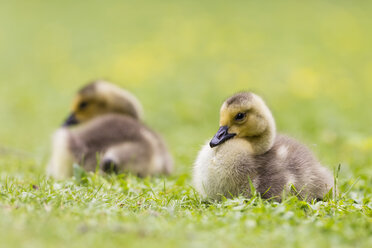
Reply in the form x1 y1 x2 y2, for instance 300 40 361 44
0 0 372 247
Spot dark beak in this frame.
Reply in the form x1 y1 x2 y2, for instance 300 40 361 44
209 126 236 148
62 113 79 127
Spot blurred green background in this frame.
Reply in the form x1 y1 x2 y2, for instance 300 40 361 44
0 0 371 182
0 1 372 180
0 1 372 247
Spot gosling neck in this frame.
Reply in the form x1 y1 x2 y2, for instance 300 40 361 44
245 122 276 155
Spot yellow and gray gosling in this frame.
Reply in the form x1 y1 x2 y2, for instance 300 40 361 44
193 92 334 201
47 80 173 179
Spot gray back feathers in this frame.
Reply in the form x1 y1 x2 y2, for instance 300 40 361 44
254 135 333 200
66 113 172 176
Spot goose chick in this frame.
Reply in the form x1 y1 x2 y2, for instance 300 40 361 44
47 80 173 179
193 92 334 201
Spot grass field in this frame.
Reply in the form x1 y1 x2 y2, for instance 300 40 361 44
0 0 371 247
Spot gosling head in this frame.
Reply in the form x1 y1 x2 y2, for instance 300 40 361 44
63 80 143 126
210 92 276 153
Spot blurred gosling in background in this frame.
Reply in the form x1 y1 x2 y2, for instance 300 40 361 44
47 80 173 179
193 92 334 201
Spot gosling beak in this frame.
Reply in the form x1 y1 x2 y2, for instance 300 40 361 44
62 113 79 127
210 126 236 148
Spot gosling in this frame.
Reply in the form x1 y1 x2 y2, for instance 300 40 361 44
193 92 334 201
47 80 173 179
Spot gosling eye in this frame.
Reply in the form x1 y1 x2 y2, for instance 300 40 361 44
78 101 89 110
235 112 246 121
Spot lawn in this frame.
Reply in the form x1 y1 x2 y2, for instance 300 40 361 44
0 0 371 247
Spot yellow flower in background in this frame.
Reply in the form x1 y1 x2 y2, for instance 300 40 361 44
214 63 252 92
348 136 372 152
321 9 362 54
111 44 170 86
111 52 157 85
360 137 372 151
364 62 372 91
289 68 320 99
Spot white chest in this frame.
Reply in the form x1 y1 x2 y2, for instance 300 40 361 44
193 139 255 200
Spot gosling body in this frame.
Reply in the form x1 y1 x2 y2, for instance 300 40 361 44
193 92 333 201
47 81 172 179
